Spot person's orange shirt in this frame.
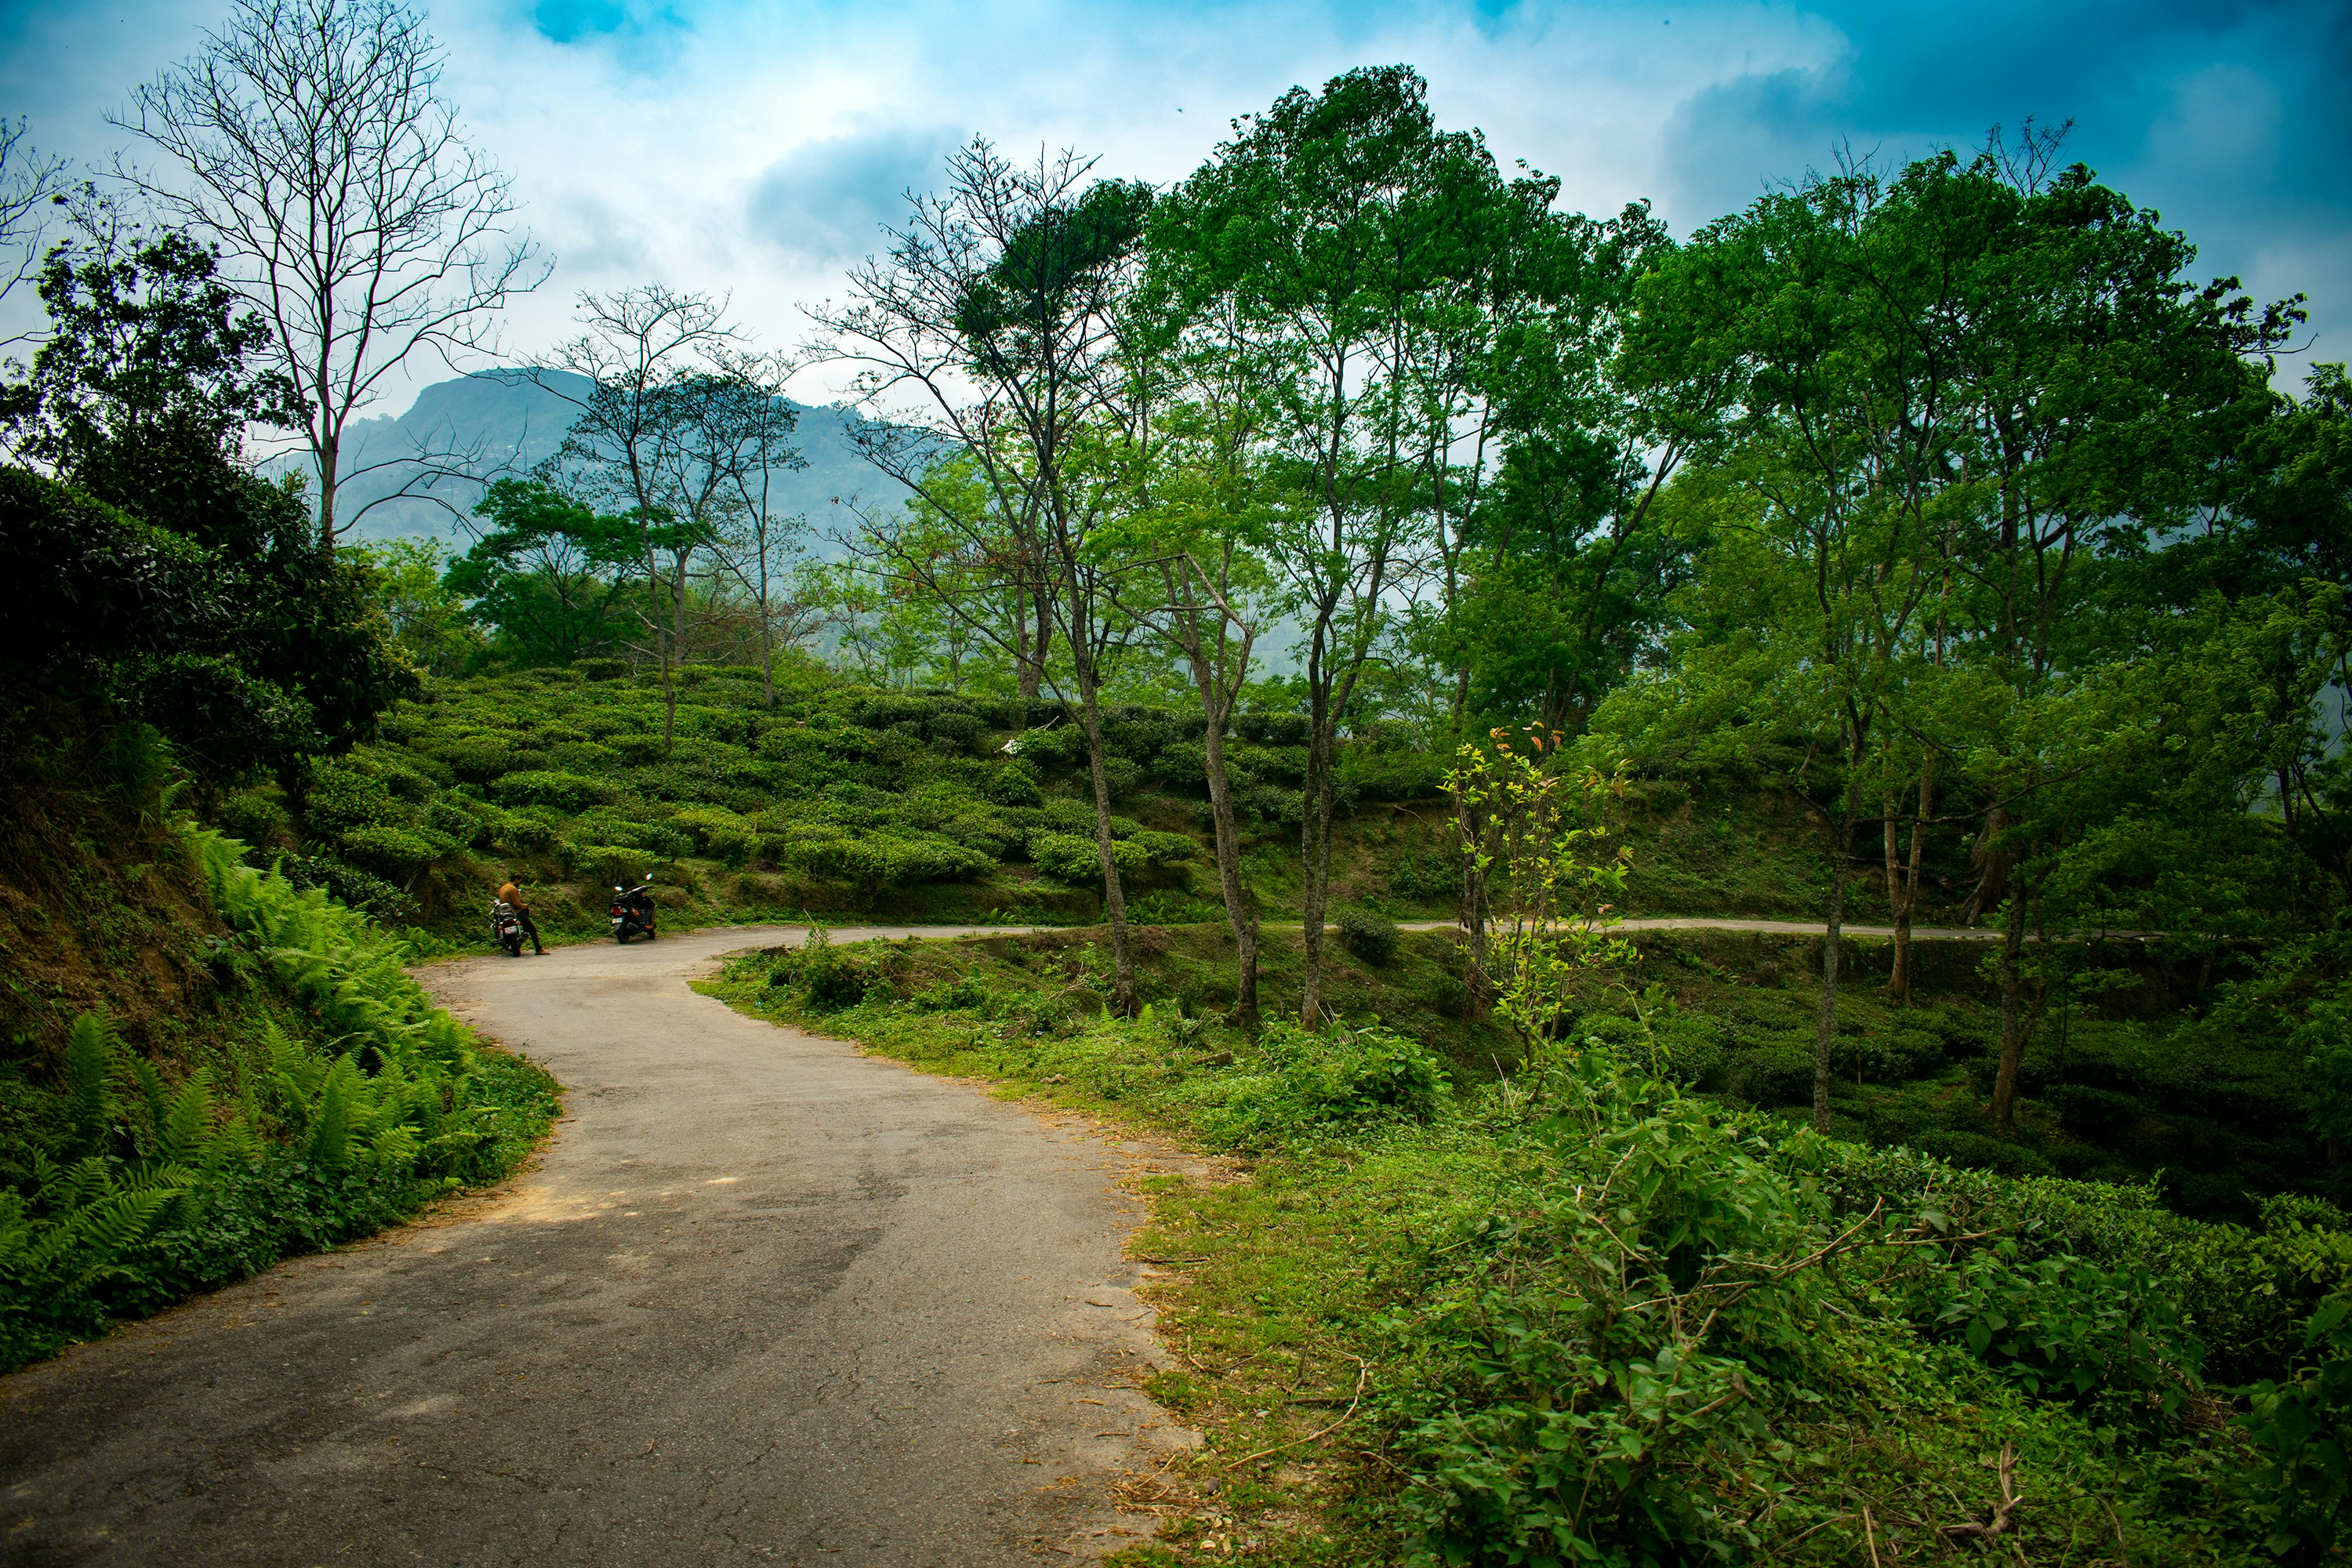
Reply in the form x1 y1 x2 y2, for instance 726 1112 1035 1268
497 882 525 907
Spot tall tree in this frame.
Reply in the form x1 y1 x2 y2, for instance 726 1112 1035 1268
812 143 1156 1014
0 118 65 335
1105 373 1283 1021
1155 66 1501 1026
706 353 810 709
114 0 545 545
537 287 777 744
1 216 410 787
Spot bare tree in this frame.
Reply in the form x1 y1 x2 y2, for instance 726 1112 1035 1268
808 141 1156 1014
0 118 66 339
708 350 814 708
538 286 779 745
111 0 546 545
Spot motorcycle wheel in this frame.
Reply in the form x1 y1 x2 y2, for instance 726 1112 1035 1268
615 929 630 944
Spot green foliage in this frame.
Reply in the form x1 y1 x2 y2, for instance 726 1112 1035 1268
495 768 619 810
1392 1048 1839 1565
445 478 638 666
1335 906 1399 966
1930 1243 2202 1425
2236 1294 2352 1562
0 829 555 1370
1030 829 1146 883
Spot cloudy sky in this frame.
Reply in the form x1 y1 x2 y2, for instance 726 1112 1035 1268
2 0 2346 410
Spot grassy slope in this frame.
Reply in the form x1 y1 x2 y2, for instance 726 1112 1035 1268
214 662 1866 948
222 660 2315 1210
0 717 558 1370
699 929 2323 1566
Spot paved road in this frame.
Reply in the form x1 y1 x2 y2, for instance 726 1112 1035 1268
1390 916 2008 940
0 910 2033 1566
0 924 1192 1568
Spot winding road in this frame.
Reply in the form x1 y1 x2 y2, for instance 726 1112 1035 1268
0 924 1196 1567
0 912 2021 1566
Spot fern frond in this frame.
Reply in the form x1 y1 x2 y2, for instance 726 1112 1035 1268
63 1013 118 1159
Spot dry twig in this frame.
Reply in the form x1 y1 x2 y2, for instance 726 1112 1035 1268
1940 1444 2023 1541
1220 1356 1370 1472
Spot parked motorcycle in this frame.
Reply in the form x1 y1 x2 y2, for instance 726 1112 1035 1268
491 899 526 957
610 876 658 943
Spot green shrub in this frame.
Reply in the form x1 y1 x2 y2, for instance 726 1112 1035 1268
303 763 397 838
338 822 445 873
2235 1294 2352 1560
1389 1047 1857 1564
423 798 482 846
775 830 993 888
1132 829 1200 866
669 805 757 863
216 791 291 850
495 769 618 810
0 834 557 1371
1929 1243 2204 1428
1196 1022 1450 1148
1029 831 1146 883
1336 906 1399 965
434 734 517 782
272 852 414 923
1726 1042 1815 1105
760 932 874 1012
1236 710 1309 746
985 762 1043 807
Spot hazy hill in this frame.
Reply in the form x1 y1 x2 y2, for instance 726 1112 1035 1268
294 371 894 550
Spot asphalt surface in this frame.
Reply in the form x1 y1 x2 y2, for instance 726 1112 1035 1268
0 924 1194 1568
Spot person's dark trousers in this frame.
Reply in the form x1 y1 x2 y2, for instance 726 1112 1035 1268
516 909 544 953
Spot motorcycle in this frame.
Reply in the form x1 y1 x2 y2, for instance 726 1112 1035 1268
491 899 526 957
610 875 659 943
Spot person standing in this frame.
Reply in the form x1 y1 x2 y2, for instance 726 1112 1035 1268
495 874 546 954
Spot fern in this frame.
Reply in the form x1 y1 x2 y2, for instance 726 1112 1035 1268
5 831 554 1371
62 1013 116 1159
307 1058 359 1169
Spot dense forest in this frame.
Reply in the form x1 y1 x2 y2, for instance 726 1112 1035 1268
5 13 2352 1563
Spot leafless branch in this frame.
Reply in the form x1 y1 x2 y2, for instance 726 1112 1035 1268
110 0 549 543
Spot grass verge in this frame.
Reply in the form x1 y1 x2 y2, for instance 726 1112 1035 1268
699 925 2339 1566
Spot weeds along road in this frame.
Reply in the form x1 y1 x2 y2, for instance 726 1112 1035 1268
0 924 1195 1568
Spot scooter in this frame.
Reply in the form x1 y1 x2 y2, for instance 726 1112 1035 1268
491 899 526 957
610 875 659 943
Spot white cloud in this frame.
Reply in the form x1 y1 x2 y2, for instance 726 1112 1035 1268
2 0 2343 403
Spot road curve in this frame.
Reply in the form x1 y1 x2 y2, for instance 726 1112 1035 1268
0 924 1192 1567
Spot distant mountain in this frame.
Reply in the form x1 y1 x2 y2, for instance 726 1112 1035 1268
286 371 898 552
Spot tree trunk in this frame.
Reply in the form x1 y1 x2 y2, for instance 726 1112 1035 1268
757 579 777 711
1298 715 1337 1029
1453 779 1491 1021
1962 805 2012 927
1072 652 1138 1018
1199 713 1259 1022
1896 771 1932 1001
1812 793 1861 1134
1018 579 1051 702
660 553 686 746
316 428 340 549
1991 877 2031 1134
1885 771 1932 1004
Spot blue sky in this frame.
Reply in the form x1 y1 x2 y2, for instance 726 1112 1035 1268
2 0 2345 404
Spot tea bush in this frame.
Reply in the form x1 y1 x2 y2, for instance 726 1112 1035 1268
1336 906 1399 965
